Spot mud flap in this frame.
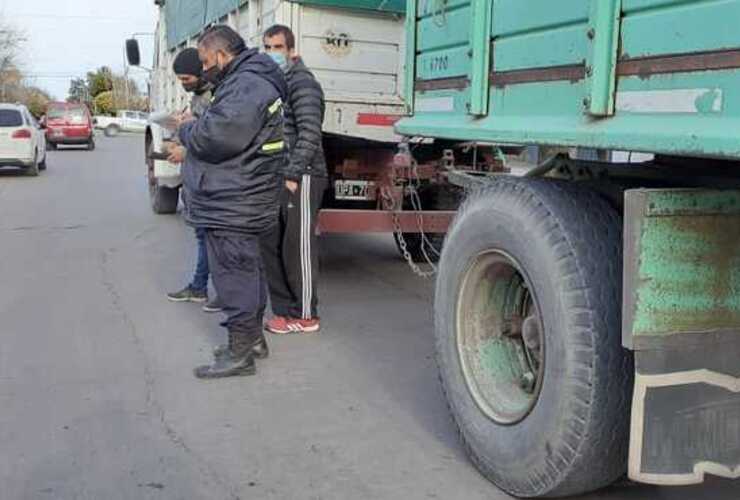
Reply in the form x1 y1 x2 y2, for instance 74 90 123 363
623 189 740 485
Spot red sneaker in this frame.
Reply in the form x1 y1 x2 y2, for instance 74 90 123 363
265 316 320 334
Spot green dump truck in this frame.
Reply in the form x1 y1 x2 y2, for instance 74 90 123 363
396 0 740 497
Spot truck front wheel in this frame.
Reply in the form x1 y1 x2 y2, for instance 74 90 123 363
147 139 179 214
435 178 632 497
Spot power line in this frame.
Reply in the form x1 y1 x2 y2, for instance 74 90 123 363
8 13 152 22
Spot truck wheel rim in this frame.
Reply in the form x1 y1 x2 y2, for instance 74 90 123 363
456 250 545 425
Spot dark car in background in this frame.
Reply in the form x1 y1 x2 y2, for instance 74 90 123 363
43 102 95 151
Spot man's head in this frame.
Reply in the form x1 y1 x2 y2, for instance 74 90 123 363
197 25 246 85
263 25 296 70
173 48 203 93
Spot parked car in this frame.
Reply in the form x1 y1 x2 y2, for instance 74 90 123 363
43 102 95 150
0 103 47 176
95 110 148 137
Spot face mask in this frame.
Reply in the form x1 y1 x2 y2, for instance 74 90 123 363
268 52 289 71
182 79 200 93
202 64 223 86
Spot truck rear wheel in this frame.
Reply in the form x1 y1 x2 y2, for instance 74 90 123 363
435 177 632 497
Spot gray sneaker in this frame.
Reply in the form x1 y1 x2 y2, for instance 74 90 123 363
167 285 208 303
202 296 224 313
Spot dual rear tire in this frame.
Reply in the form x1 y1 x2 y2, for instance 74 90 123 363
435 177 632 497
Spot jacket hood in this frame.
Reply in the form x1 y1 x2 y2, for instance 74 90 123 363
225 48 288 102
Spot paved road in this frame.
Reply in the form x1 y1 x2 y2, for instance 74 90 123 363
0 136 735 499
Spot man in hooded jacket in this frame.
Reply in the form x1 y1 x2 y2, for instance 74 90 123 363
173 25 288 379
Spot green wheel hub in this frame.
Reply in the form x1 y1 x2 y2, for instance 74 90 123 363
456 250 545 425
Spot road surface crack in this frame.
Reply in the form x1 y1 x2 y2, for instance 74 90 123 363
99 248 241 500
3 224 87 232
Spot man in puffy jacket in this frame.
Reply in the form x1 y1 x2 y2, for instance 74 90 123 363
174 25 288 379
261 25 328 334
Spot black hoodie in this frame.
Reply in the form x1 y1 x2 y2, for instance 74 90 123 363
179 48 288 234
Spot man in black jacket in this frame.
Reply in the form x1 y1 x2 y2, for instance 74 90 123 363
262 25 328 335
173 25 288 378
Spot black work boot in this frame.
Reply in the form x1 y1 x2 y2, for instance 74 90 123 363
213 312 269 360
213 335 269 361
194 331 256 379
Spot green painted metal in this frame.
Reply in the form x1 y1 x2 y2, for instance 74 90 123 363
585 0 621 116
417 5 471 53
292 0 406 14
469 0 492 115
399 0 740 160
404 0 418 113
164 0 402 49
492 24 587 72
621 0 740 59
417 47 471 80
165 0 244 49
623 189 740 343
491 0 588 72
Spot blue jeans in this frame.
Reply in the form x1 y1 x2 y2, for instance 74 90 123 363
190 228 209 293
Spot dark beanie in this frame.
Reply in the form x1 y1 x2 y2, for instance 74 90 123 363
173 48 202 77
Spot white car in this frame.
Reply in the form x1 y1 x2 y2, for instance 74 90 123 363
0 103 47 176
95 110 149 137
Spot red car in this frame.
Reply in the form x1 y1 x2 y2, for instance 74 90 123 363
43 102 95 150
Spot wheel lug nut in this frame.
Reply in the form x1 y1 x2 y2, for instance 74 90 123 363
520 371 536 393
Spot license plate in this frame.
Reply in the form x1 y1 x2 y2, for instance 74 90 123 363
335 180 376 201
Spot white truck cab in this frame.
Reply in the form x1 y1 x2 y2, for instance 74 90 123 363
130 0 406 214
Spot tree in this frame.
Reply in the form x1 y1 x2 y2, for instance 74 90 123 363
0 17 27 101
23 86 52 118
67 78 90 105
93 91 114 115
86 67 113 98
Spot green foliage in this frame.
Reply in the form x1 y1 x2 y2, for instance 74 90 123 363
87 67 113 98
94 91 114 116
67 78 90 105
24 87 52 118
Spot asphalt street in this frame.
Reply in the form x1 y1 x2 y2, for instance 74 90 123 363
0 136 735 499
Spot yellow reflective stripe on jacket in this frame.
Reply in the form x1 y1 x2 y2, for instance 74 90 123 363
261 140 284 152
268 98 283 115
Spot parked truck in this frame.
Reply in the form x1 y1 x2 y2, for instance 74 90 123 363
128 0 460 262
396 0 740 497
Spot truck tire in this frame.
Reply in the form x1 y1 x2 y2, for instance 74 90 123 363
87 138 96 151
147 139 179 214
435 177 632 498
151 185 179 214
104 124 121 137
395 184 462 263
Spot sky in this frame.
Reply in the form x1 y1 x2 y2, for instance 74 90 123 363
1 0 157 100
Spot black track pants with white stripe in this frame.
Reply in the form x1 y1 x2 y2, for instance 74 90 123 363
261 174 327 320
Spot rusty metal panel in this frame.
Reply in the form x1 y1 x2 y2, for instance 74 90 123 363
623 189 740 350
317 209 455 233
623 188 740 486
